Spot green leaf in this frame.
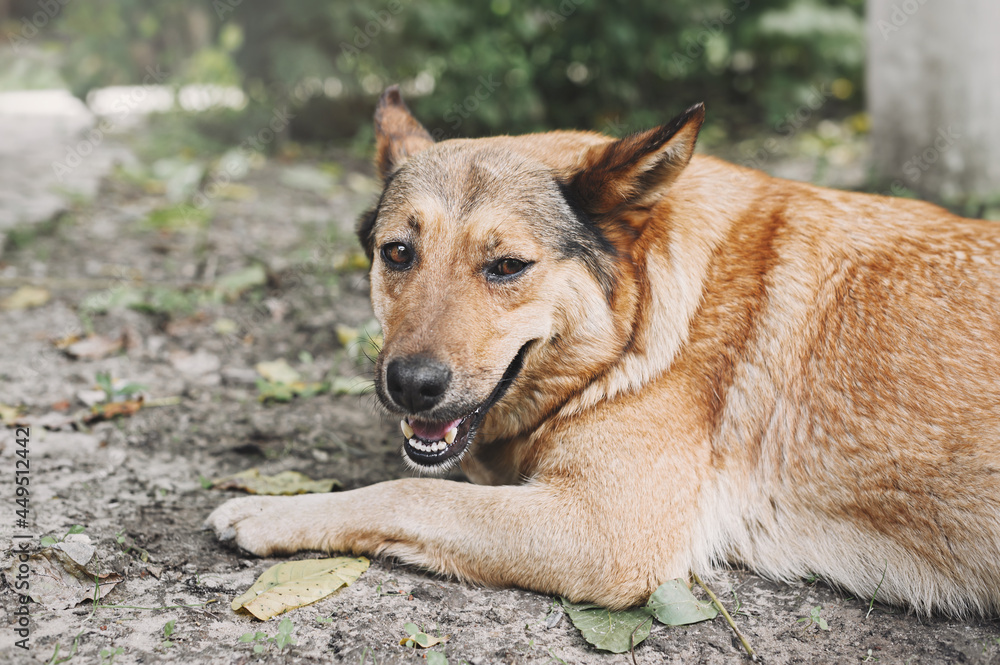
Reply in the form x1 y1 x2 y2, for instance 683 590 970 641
163 619 176 638
560 599 653 653
253 644 265 653
255 359 301 385
40 536 57 547
67 525 86 535
646 579 718 626
215 264 267 300
403 623 420 636
238 632 256 642
426 652 449 665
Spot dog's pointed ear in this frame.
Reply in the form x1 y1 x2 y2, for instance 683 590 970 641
568 103 705 216
374 85 434 180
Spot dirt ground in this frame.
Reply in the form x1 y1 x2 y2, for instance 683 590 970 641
1 116 999 665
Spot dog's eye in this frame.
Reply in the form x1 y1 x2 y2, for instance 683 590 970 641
487 258 529 279
380 242 413 270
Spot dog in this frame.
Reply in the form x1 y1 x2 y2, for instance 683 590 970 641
207 86 1000 615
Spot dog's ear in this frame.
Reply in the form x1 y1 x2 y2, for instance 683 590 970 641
374 85 434 180
568 103 705 216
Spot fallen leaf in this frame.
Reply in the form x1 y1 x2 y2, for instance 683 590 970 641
561 599 653 654
256 379 330 403
5 548 121 610
65 334 123 360
50 400 71 412
84 398 143 424
1 285 50 310
334 325 357 347
0 403 21 424
232 557 369 620
216 183 258 201
52 534 95 567
53 333 84 349
216 265 267 300
646 579 719 626
400 622 448 648
211 468 340 495
255 359 300 385
214 317 238 335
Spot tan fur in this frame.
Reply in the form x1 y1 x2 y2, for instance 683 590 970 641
208 88 1000 615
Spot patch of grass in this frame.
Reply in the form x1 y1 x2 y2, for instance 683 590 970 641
40 524 85 548
797 605 830 631
98 647 124 665
238 618 296 654
143 204 213 232
160 619 176 649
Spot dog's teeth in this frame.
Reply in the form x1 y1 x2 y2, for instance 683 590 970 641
444 427 457 444
401 419 414 439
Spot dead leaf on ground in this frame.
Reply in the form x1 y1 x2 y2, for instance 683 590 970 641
52 534 96 567
53 333 84 349
215 265 267 301
0 403 22 424
400 622 449 648
64 334 123 360
5 548 121 610
255 359 301 385
84 398 143 424
211 468 340 495
0 285 51 310
232 557 369 620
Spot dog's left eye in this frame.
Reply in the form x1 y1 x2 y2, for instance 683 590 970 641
380 242 414 270
487 258 529 279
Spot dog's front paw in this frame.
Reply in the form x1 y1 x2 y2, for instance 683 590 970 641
204 495 306 556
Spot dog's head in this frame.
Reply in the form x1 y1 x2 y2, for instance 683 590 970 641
359 86 704 471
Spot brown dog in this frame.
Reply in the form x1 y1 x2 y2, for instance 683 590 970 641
207 86 1000 615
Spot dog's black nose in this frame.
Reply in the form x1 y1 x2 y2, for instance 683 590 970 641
385 356 451 412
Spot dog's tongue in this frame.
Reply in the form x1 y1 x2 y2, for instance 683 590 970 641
409 418 461 442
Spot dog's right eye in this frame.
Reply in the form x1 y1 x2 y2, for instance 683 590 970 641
380 242 414 270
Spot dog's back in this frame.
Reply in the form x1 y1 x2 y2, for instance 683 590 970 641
664 159 1000 615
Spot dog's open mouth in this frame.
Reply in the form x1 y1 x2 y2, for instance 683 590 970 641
400 341 531 468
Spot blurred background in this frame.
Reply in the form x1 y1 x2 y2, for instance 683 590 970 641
0 0 997 220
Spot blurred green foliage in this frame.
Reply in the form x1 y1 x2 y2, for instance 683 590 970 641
51 0 864 143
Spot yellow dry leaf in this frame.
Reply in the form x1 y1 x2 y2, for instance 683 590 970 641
232 557 369 620
0 403 21 424
1 285 50 310
255 359 301 385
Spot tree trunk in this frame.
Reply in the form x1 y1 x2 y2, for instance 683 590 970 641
866 0 1000 201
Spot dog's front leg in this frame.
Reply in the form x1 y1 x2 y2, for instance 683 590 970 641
206 477 679 608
